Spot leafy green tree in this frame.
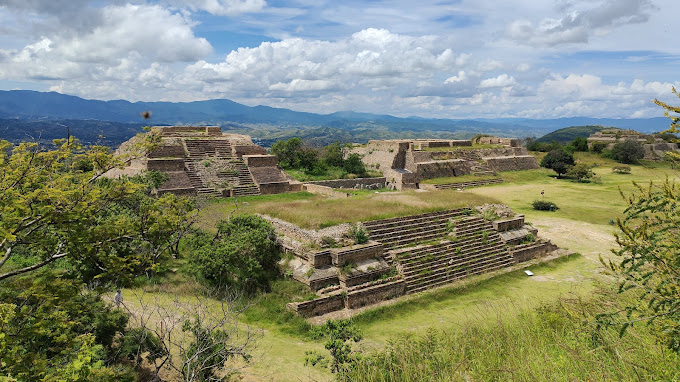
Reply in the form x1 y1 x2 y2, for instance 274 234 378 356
566 163 594 182
570 137 589 152
271 137 302 168
296 146 320 172
322 142 346 168
0 137 196 283
540 149 575 177
310 320 363 373
187 214 280 293
0 271 135 381
610 140 645 164
343 153 367 177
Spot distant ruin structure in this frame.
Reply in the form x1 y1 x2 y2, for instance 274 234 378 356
278 206 560 317
110 126 301 196
351 137 539 190
587 128 680 160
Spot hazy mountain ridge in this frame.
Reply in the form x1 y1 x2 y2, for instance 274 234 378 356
0 90 672 147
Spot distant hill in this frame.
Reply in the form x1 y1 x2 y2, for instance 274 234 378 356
0 90 672 147
535 125 606 143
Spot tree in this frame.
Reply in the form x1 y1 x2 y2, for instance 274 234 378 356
271 137 302 168
566 163 594 182
343 153 367 177
600 179 680 352
570 137 589 152
540 149 575 177
187 214 280 293
322 142 346 168
654 87 680 163
309 320 362 373
0 271 135 381
610 140 645 164
0 136 196 283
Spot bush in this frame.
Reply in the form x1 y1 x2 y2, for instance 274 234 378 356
187 214 280 293
612 165 631 174
611 140 645 164
532 200 559 211
349 224 369 244
565 163 594 182
590 142 608 153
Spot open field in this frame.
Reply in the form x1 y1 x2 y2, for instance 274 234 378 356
147 155 680 381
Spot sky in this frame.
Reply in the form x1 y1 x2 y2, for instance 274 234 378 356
0 0 679 119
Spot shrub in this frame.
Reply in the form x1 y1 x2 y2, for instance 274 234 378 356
349 224 369 245
566 163 594 182
612 165 631 174
532 200 559 211
590 142 608 153
611 140 645 164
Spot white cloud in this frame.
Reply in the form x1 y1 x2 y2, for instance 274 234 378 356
505 0 654 47
165 0 267 16
479 74 516 88
444 71 466 84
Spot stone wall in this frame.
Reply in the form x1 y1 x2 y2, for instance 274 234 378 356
148 145 185 158
305 177 387 189
259 182 295 195
159 126 210 135
310 250 333 267
511 241 558 263
303 184 348 198
412 160 470 180
345 279 405 309
339 267 391 288
477 137 521 147
493 215 525 232
330 242 384 266
286 294 345 317
147 158 185 171
233 145 267 158
485 156 539 172
243 154 279 167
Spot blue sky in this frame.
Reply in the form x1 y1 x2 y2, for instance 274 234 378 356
0 0 678 119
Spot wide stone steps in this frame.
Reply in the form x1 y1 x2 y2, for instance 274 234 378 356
185 139 233 159
231 185 260 197
377 229 450 249
400 243 507 278
404 252 512 289
434 178 504 190
363 209 469 232
397 237 504 269
406 258 515 294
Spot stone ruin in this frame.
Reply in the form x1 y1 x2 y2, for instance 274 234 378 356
350 137 539 190
587 128 680 161
109 126 302 197
276 205 560 317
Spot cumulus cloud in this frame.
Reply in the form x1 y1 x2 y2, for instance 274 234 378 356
0 3 211 82
479 74 516 88
506 0 654 46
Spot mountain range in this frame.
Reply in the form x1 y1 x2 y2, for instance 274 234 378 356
0 90 672 147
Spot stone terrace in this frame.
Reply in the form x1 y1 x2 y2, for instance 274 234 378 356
285 206 561 317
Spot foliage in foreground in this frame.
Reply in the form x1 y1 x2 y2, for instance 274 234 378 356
601 179 680 352
335 289 680 381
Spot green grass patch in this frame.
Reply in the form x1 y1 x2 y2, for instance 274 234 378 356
421 173 499 185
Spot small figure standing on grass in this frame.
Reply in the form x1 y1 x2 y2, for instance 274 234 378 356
114 289 123 307
541 189 545 198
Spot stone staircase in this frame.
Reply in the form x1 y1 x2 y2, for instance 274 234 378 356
184 139 233 159
231 161 260 196
434 178 504 190
470 160 497 177
363 209 471 249
393 216 515 294
184 161 220 196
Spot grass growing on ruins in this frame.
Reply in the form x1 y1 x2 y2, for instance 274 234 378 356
422 143 504 151
421 173 500 185
198 189 499 230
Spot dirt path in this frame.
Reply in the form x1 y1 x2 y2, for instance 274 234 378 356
529 216 617 263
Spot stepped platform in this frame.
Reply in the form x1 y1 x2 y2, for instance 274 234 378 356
433 178 504 190
363 209 470 248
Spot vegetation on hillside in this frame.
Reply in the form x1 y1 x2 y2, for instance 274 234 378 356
534 125 606 143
